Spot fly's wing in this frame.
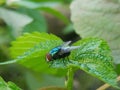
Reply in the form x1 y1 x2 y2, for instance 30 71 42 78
59 41 80 55
61 46 80 53
67 46 80 51
59 41 71 54
61 41 72 47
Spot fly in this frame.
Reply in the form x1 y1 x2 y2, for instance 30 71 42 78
46 41 80 62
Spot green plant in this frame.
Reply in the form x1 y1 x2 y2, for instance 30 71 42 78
70 0 120 65
0 32 119 90
0 0 72 89
0 76 22 90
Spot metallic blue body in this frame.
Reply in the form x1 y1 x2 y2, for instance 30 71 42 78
49 46 61 56
48 46 70 60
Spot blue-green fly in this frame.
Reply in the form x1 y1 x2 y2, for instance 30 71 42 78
46 41 80 62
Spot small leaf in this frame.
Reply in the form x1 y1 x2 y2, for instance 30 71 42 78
17 8 47 33
9 32 67 75
0 76 22 90
11 0 60 8
0 7 33 37
12 0 70 25
38 7 70 25
70 38 119 89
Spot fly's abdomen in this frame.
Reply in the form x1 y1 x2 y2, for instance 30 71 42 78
52 51 70 60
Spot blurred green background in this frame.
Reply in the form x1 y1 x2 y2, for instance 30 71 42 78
0 0 120 90
0 0 78 90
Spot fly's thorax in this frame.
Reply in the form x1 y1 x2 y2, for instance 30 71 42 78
49 46 61 56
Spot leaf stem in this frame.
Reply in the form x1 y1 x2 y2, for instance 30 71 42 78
0 59 17 65
66 67 74 90
96 75 120 90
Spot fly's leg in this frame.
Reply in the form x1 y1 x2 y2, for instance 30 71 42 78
49 60 54 67
62 58 66 66
62 57 70 66
66 57 72 64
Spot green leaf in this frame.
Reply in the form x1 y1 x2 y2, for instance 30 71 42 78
9 32 66 75
17 8 47 33
29 0 72 4
0 0 5 5
70 38 119 89
70 0 120 64
28 0 64 2
0 7 32 37
11 0 70 25
37 7 70 25
0 76 22 90
10 0 60 8
47 37 119 88
10 32 62 58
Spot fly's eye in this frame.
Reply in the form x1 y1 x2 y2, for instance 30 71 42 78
46 53 52 62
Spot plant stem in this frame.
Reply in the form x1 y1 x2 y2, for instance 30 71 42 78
96 75 120 90
0 59 17 65
66 67 74 90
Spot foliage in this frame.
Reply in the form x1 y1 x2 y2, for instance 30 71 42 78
0 0 70 37
70 0 120 64
0 76 21 90
71 38 119 88
0 7 32 37
0 0 71 89
0 32 119 89
9 32 67 75
0 0 120 90
17 8 47 33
